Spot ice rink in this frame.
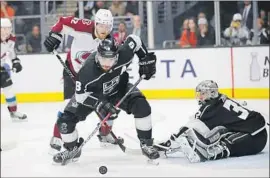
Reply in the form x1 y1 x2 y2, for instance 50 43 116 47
1 99 269 177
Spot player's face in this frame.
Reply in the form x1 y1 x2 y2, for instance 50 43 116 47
196 91 207 103
96 23 112 40
96 54 118 71
1 27 12 41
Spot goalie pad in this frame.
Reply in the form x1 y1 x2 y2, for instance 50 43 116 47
155 118 231 162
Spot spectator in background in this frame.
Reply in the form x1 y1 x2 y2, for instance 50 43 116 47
129 15 147 44
180 19 189 36
26 25 41 53
125 0 139 16
197 18 215 46
240 1 253 30
223 13 250 46
197 11 215 33
75 1 105 20
1 1 15 20
197 12 206 21
250 18 269 45
113 21 128 44
179 17 198 48
109 1 126 16
260 10 268 28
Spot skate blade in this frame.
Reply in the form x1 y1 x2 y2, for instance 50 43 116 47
178 137 201 163
100 142 117 148
11 118 28 122
147 159 159 165
52 158 79 166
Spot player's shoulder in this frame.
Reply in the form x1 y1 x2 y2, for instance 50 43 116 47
72 17 94 33
58 16 94 33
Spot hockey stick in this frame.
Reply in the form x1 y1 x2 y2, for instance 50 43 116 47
52 50 139 154
62 75 145 165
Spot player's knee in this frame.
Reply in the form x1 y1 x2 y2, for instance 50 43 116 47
56 112 79 134
130 97 151 118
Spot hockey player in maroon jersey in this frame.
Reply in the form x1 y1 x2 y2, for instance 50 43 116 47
43 9 120 153
155 80 268 163
1 18 27 122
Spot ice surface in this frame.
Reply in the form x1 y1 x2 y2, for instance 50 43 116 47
1 99 269 177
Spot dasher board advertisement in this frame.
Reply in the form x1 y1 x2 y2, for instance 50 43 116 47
233 46 269 88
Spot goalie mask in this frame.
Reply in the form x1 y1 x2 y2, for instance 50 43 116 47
1 18 12 41
96 38 119 71
195 80 219 105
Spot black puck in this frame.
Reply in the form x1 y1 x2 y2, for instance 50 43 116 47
99 166 108 174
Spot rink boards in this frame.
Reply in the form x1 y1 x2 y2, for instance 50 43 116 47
1 46 269 103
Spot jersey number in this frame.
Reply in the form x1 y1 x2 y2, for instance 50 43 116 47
223 100 249 120
76 81 82 91
71 17 79 24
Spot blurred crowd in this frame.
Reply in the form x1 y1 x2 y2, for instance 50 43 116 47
178 1 269 48
1 1 269 54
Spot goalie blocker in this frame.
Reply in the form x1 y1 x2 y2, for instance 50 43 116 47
155 80 268 163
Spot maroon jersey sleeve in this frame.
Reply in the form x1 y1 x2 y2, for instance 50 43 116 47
51 16 95 34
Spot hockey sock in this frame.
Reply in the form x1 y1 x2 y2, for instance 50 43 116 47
3 86 17 112
99 120 114 136
135 115 152 139
53 123 62 138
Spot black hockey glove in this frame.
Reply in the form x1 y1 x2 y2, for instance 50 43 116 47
139 52 156 80
44 32 62 52
12 58 22 73
96 100 120 120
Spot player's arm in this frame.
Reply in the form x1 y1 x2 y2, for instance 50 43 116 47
8 35 22 73
74 65 99 109
43 16 93 52
123 34 157 80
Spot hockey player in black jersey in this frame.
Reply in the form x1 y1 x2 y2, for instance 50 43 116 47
155 80 268 163
52 35 159 163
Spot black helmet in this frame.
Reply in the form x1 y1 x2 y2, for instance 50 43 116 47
97 37 118 57
96 37 119 71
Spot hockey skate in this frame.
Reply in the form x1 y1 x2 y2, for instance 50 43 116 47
97 132 124 147
49 136 63 155
9 111 27 122
97 124 124 147
53 137 84 164
140 138 160 160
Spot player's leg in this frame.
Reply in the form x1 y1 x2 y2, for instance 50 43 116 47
50 67 75 152
52 96 93 163
223 128 267 157
113 83 159 159
1 66 27 121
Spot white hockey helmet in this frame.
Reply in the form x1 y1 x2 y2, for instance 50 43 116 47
1 18 12 41
95 9 113 34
